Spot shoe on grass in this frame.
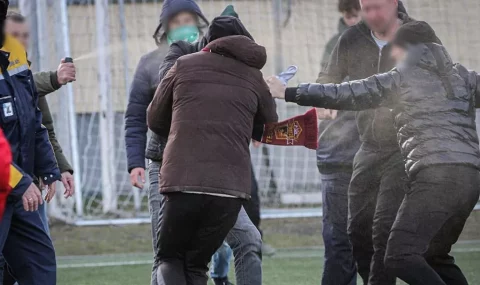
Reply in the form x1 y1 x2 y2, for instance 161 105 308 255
262 243 276 257
213 277 234 285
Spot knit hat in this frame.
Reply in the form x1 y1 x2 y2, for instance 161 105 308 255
153 0 209 45
392 21 441 48
220 5 238 18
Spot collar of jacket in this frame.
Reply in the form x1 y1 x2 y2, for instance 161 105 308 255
204 35 267 69
403 43 453 73
337 18 348 34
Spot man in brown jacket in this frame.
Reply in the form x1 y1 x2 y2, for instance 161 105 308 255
147 34 278 285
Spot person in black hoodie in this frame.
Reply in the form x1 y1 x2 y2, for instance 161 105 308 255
309 0 414 283
269 20 480 285
316 1 361 285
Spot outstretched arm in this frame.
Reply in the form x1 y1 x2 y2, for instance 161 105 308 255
280 71 401 110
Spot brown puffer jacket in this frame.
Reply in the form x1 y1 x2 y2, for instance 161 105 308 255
147 35 278 199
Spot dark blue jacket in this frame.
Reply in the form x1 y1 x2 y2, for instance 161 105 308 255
124 47 167 171
0 35 60 196
316 19 360 174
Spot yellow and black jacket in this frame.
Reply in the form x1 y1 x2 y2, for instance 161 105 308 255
0 35 60 197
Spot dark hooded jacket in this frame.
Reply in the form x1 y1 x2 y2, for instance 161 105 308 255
318 1 411 150
124 0 208 172
147 35 278 198
287 43 480 178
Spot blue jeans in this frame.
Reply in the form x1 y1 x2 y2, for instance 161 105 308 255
210 242 233 279
0 199 56 285
320 172 356 285
38 202 50 235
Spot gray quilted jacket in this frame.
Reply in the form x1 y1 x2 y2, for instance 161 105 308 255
286 43 480 177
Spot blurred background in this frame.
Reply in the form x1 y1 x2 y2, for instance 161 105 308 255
7 1 480 284
11 0 480 225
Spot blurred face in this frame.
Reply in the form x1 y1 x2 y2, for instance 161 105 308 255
390 45 406 64
360 0 398 34
4 19 30 49
168 11 197 31
342 10 361 27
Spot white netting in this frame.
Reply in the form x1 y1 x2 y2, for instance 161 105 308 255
15 0 480 223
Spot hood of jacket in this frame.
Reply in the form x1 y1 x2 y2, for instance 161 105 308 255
154 0 209 44
201 16 253 46
337 18 348 34
204 35 266 69
404 43 453 74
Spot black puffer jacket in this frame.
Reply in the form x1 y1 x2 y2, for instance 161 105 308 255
318 2 411 149
286 43 480 177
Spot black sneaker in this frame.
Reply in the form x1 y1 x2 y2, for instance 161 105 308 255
213 277 234 285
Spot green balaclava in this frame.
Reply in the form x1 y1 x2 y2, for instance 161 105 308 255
167 25 200 45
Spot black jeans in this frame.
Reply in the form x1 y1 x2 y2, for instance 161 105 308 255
385 165 480 285
348 147 406 285
156 192 242 285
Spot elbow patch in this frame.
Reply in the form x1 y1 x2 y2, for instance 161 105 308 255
9 164 23 188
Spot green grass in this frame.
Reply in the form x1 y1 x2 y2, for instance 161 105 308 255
50 212 480 284
57 250 480 285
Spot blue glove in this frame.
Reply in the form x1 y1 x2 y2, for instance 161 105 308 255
276 65 298 86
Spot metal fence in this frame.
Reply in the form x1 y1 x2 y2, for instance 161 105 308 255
15 0 480 224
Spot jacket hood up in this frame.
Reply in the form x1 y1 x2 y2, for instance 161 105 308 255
201 16 253 46
205 35 267 69
404 43 453 74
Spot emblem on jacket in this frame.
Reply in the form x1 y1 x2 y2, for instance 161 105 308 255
2 102 13 117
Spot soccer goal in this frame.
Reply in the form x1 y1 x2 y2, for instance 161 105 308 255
15 0 480 225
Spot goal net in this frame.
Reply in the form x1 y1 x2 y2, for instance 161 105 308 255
15 0 480 224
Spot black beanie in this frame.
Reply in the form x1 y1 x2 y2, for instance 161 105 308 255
392 21 441 48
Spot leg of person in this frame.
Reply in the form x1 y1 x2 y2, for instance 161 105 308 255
184 196 242 285
243 166 261 229
2 200 56 285
38 202 50 235
210 242 233 285
320 172 356 285
225 206 262 285
148 160 163 285
156 193 203 285
347 148 380 284
384 166 480 285
368 151 406 285
0 202 14 285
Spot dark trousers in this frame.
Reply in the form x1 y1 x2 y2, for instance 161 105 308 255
156 192 242 285
385 165 480 285
320 172 356 285
244 167 261 230
0 199 56 285
348 147 406 285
